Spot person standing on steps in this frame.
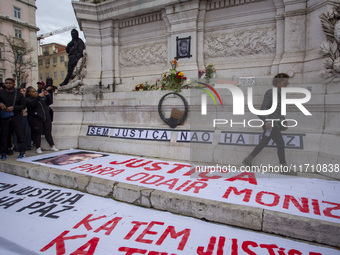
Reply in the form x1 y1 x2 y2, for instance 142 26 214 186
0 78 26 159
25 86 58 154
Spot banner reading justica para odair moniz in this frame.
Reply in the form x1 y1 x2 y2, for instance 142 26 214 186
18 149 340 224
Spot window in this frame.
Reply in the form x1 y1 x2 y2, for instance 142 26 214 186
60 56 64 63
53 57 57 66
45 59 50 67
53 72 58 79
14 28 22 38
43 47 49 56
38 59 43 66
0 72 3 83
61 71 65 79
39 73 43 81
46 73 50 79
14 7 21 19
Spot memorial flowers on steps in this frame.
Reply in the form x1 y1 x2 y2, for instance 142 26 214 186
133 59 187 92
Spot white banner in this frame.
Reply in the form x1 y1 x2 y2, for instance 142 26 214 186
0 172 338 255
18 149 340 224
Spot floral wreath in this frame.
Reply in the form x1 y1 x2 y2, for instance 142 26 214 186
158 92 189 128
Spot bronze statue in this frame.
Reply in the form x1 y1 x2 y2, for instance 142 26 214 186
60 29 85 86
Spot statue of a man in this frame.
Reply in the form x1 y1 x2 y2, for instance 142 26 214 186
60 29 85 86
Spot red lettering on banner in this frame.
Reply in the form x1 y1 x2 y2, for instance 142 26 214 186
91 167 114 174
155 178 179 189
73 214 107 231
110 158 137 165
144 162 170 171
309 253 322 255
156 226 190 251
288 250 303 255
148 252 174 255
126 159 153 168
167 164 191 174
118 247 147 254
197 236 216 254
182 181 208 193
40 230 87 254
322 201 340 219
141 175 165 185
94 217 122 235
124 221 148 240
127 173 149 181
259 244 278 255
182 167 197 177
80 165 103 173
256 191 280 207
71 164 93 170
118 247 176 255
225 173 257 185
312 199 321 216
217 236 225 255
283 195 309 213
277 247 288 255
69 237 99 255
175 180 192 191
196 236 225 255
101 169 125 177
136 221 165 244
222 187 252 202
242 241 258 255
231 239 238 255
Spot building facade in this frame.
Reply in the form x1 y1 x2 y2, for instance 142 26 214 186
0 0 38 84
38 43 68 85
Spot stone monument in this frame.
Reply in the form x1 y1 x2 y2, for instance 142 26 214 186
47 0 339 179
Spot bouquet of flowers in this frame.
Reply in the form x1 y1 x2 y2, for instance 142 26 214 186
160 59 187 93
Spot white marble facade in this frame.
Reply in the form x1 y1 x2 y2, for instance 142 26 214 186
72 0 331 90
48 0 340 179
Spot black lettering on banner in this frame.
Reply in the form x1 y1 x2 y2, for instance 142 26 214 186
0 197 24 209
286 135 295 147
0 183 17 192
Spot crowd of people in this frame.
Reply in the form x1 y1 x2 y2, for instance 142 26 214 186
0 73 59 160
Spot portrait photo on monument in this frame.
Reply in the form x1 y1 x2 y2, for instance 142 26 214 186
176 36 192 59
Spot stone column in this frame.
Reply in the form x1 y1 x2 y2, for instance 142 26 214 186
80 20 102 87
271 0 285 75
197 1 207 72
101 20 115 90
280 0 308 80
113 22 120 86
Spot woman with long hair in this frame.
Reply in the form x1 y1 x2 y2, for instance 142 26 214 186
25 86 58 154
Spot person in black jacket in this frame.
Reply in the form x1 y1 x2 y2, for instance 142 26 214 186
25 86 58 154
242 73 295 174
0 78 26 159
60 29 85 86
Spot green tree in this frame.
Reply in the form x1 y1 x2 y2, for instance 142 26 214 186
3 35 36 87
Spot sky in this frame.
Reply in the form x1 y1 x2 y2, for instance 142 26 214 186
35 0 85 46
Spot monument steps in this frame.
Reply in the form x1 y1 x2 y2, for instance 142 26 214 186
0 149 339 249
